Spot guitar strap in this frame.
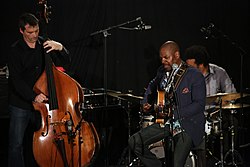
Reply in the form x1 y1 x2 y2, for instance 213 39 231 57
173 62 188 90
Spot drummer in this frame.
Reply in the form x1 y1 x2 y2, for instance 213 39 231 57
184 45 236 96
184 45 237 166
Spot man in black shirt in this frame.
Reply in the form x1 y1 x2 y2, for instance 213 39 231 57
8 13 70 167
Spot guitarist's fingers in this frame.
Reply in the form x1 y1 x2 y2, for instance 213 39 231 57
143 103 151 111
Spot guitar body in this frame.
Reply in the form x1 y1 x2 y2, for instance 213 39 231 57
155 90 171 124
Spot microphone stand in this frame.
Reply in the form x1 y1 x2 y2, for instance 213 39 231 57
172 83 185 167
89 17 141 167
164 67 180 167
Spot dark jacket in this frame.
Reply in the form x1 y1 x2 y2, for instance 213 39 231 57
143 63 206 146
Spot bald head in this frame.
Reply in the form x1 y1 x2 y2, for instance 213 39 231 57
160 41 180 55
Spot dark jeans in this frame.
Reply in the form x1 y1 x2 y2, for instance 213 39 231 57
8 105 39 167
128 123 193 167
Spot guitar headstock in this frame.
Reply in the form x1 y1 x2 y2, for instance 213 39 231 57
38 0 51 24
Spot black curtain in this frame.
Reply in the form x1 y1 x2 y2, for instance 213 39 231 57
1 0 249 94
1 0 250 166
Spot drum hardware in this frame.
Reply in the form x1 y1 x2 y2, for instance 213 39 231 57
204 108 220 139
125 100 138 165
205 120 212 136
113 91 143 166
214 96 225 167
0 65 9 79
205 94 250 166
213 99 248 167
239 142 250 149
223 109 244 166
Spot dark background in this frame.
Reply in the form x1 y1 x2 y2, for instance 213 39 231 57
0 0 249 166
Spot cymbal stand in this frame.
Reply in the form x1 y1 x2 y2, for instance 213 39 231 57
127 101 132 164
215 97 224 167
224 109 243 166
118 101 136 166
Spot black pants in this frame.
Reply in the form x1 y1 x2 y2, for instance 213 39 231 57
128 123 192 167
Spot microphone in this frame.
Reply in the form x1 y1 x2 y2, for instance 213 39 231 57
135 24 152 30
200 23 215 39
67 119 73 132
169 63 178 80
165 64 179 92
135 18 152 30
172 63 178 71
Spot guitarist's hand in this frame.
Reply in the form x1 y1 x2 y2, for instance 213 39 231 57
143 103 152 112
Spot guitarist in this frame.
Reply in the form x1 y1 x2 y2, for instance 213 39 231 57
128 41 206 167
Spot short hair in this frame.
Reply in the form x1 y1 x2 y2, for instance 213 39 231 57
18 13 39 31
184 45 210 67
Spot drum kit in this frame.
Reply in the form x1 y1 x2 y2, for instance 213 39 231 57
104 89 250 166
205 92 250 166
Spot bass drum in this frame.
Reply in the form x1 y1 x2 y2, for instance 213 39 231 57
141 115 196 166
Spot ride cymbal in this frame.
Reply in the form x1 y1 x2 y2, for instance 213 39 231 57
219 103 250 109
206 92 250 106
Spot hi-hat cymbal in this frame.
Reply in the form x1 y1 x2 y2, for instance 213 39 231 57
107 91 143 103
117 93 143 103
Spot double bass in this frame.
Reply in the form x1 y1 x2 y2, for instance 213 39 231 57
32 1 100 166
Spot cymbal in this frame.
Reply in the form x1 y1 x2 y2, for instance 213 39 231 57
206 93 227 105
118 93 143 100
107 91 143 103
206 92 250 105
218 103 250 109
221 93 250 102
